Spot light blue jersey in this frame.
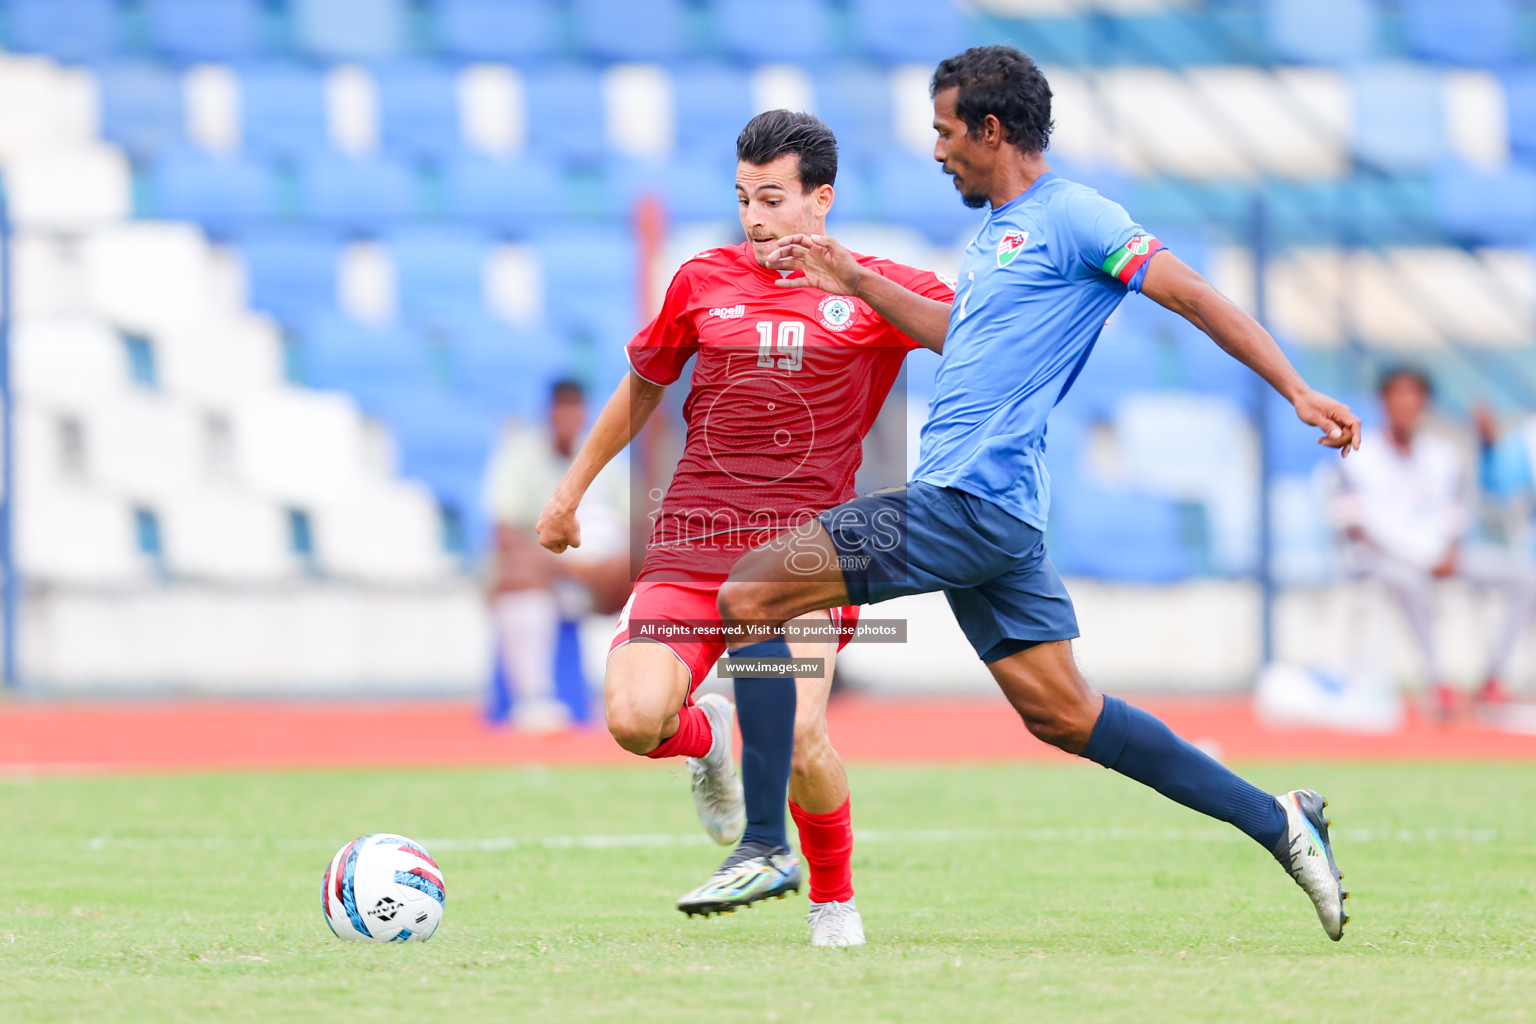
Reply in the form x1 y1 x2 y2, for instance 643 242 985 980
912 172 1165 529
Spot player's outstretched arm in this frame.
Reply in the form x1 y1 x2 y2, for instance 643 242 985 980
1140 251 1361 457
766 233 952 353
537 371 666 552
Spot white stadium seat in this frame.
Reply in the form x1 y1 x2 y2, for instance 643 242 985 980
183 63 240 155
326 63 379 155
11 233 85 320
604 63 673 158
156 314 287 404
13 318 132 405
311 479 456 583
159 486 298 582
4 144 131 229
1190 67 1350 180
0 56 98 160
230 387 377 504
17 484 148 585
80 223 228 333
81 394 206 499
459 64 524 156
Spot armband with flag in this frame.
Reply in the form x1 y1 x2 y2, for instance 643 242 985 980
1101 233 1164 284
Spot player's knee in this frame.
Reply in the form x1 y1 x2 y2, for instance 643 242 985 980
717 579 768 626
604 698 663 755
1016 697 1098 752
791 715 830 777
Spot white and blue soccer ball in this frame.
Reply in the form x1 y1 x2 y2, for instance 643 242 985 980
321 833 445 942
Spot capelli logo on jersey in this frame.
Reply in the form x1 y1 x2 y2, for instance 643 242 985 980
997 230 1029 267
709 304 746 319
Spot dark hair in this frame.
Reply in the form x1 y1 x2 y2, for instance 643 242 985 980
930 45 1053 154
550 378 585 404
735 109 838 192
1377 365 1433 397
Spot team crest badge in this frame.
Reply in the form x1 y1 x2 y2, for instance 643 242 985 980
997 230 1029 267
818 295 856 332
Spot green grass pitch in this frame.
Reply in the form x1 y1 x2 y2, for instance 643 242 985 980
4 761 1535 1022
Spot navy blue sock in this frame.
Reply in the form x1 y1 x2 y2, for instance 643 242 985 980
1081 695 1286 851
729 637 797 852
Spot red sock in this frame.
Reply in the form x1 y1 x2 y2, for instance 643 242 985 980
645 704 714 759
790 796 854 903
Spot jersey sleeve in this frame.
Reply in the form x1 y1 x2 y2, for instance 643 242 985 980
1062 189 1166 293
863 260 956 348
625 262 701 386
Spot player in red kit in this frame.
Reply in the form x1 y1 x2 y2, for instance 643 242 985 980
537 111 952 946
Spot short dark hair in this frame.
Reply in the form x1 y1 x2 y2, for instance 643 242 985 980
1378 365 1433 397
931 45 1053 154
550 378 585 404
735 109 838 192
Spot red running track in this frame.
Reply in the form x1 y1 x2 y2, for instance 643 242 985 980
2 694 1535 773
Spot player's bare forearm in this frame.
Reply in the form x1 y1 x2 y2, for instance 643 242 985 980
851 271 952 354
1141 251 1361 454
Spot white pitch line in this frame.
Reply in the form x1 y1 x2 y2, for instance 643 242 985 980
75 825 1499 852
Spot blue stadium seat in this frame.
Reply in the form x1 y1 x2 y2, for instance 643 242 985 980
97 62 184 160
571 0 689 61
847 0 968 65
238 63 329 160
993 17 1093 68
524 65 608 163
297 154 419 233
1049 481 1198 583
870 153 986 243
300 315 436 412
6 0 118 62
1402 0 1516 67
672 64 756 156
144 0 263 62
375 62 461 161
432 0 560 60
1055 329 1165 420
234 230 342 324
603 156 736 224
1111 14 1231 67
293 0 406 59
825 161 873 224
1433 162 1536 246
1504 69 1536 164
534 228 639 338
152 149 278 235
709 0 837 64
812 66 893 163
443 315 571 418
385 227 492 325
1264 0 1376 65
441 155 567 232
1350 64 1445 172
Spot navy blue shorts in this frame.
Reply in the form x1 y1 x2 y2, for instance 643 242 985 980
816 482 1079 663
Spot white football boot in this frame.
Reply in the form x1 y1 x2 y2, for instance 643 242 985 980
1272 789 1349 941
687 693 746 846
807 898 866 947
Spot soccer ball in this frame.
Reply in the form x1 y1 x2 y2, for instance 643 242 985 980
321 833 445 942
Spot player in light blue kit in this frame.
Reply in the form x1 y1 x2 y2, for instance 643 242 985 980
714 46 1361 941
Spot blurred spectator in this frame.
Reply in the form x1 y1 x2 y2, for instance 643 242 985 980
483 380 629 731
1331 368 1535 716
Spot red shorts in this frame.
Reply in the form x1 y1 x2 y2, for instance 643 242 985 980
608 581 860 699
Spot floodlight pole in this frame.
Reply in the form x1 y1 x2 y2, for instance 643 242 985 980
0 181 16 688
1252 190 1275 669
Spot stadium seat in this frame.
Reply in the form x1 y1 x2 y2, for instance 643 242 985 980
296 153 419 232
17 486 148 584
443 315 571 419
870 152 986 243
602 156 736 224
5 0 118 63
433 0 561 61
144 0 264 63
824 161 873 224
310 479 457 582
159 487 298 582
151 149 278 235
235 230 342 324
96 62 185 160
3 144 132 229
993 16 1093 68
299 316 437 413
812 66 895 163
12 319 132 406
524 65 609 163
1402 0 1516 67
672 64 756 155
1111 14 1232 68
1049 480 1198 583
1264 0 1376 65
709 0 837 64
0 54 101 161
237 63 329 160
571 0 689 62
440 154 566 231
156 315 287 405
533 228 639 338
81 394 205 499
292 0 407 60
80 224 225 335
1433 162 1536 246
384 227 492 325
375 62 462 161
847 0 968 65
1350 64 1445 172
230 387 375 504
1504 68 1536 164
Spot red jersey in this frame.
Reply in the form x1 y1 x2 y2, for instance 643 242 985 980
627 241 955 582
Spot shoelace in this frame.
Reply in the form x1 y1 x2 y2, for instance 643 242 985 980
689 757 735 816
806 902 856 928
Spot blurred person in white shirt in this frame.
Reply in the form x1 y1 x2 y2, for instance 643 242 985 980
484 380 630 731
1332 367 1535 717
